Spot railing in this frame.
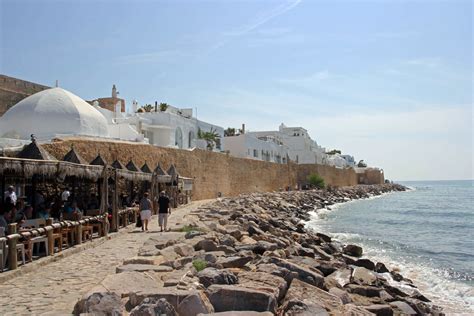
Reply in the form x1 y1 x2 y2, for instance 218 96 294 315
0 207 137 272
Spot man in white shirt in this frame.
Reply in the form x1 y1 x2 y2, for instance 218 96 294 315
61 188 71 202
4 186 17 206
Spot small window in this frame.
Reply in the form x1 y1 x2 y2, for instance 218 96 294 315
253 149 258 157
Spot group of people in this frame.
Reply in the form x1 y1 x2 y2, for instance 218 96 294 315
0 186 89 233
138 191 171 232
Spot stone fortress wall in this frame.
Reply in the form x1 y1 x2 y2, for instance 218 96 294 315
0 74 50 116
44 139 381 201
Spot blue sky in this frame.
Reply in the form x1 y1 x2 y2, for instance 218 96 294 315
1 0 472 180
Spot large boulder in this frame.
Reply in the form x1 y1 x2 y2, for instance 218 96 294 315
237 271 288 301
351 267 377 285
217 256 253 268
256 263 297 284
206 284 277 313
343 244 363 257
128 289 197 310
101 272 163 297
174 243 195 257
197 267 238 288
364 304 394 316
177 292 214 316
73 292 123 316
354 258 376 270
389 301 417 315
130 297 177 316
268 257 324 288
195 239 219 252
279 279 343 315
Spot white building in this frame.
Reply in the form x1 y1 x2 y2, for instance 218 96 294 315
246 123 327 164
0 87 109 141
93 103 145 142
135 105 224 151
223 133 289 164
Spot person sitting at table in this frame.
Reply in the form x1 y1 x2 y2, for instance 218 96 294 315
14 204 27 224
0 209 9 229
37 204 50 220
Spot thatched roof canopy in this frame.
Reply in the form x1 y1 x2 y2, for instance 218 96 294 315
154 164 168 175
167 164 179 177
141 162 152 173
126 160 139 172
17 141 56 161
111 159 125 169
90 154 107 166
63 146 87 165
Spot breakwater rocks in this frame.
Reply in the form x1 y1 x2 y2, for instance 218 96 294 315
74 184 443 316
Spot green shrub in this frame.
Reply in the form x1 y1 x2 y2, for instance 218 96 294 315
192 259 207 272
180 225 203 233
307 173 325 189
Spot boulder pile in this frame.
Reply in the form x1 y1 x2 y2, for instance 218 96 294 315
74 184 444 316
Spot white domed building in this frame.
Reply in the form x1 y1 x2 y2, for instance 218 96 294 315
0 87 109 141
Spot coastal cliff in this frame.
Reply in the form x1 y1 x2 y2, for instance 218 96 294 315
73 184 443 315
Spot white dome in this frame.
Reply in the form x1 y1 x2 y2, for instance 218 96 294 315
0 87 109 140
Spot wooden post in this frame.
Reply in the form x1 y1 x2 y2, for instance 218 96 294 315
75 223 82 245
7 223 18 270
111 170 118 232
46 219 54 256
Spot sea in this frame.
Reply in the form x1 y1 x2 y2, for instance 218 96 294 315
306 180 474 314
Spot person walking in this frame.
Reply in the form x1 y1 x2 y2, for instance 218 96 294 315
158 191 171 232
139 192 153 232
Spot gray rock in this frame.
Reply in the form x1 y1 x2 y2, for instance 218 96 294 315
329 287 352 304
185 231 205 239
343 244 363 257
101 272 163 297
177 292 214 316
354 258 376 270
207 284 277 313
238 271 288 301
217 256 252 268
375 262 389 273
197 267 238 288
256 263 297 284
345 284 382 297
73 292 123 316
279 279 343 315
390 301 417 315
268 257 324 288
173 243 195 257
365 304 394 316
352 267 377 285
116 264 173 274
130 297 177 316
198 312 273 316
128 289 197 310
195 239 219 252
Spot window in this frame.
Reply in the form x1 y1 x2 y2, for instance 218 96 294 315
175 127 183 149
253 149 258 157
188 131 195 148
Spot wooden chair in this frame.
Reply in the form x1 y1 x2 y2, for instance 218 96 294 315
52 228 63 253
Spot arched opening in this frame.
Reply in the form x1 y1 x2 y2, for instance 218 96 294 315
188 130 195 148
175 127 183 149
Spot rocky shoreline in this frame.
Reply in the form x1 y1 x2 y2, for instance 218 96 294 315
74 184 444 316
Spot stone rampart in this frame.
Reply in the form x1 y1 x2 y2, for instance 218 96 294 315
43 139 365 200
0 75 49 116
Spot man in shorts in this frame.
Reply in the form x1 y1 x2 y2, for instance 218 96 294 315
158 191 171 232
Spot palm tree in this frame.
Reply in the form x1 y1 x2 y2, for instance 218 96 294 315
224 127 236 137
198 128 220 150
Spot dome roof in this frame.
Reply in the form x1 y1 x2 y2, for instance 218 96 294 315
0 87 109 140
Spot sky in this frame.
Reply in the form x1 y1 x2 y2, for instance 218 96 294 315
0 0 472 181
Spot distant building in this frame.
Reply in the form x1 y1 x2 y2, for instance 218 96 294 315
89 84 126 113
245 123 327 164
223 132 289 164
134 104 224 151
